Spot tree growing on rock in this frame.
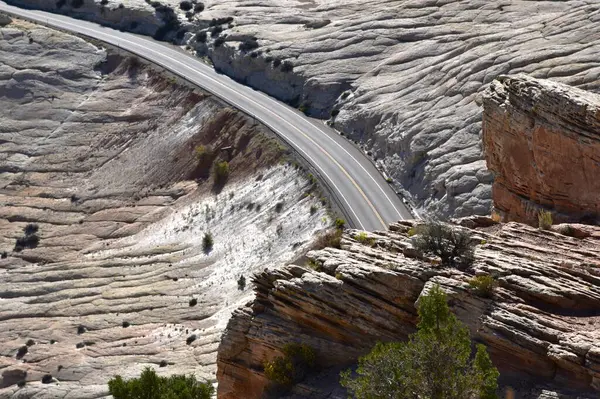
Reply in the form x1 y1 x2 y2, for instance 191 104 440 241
412 222 475 269
341 285 499 399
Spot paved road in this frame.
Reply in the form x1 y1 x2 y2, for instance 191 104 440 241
0 2 414 231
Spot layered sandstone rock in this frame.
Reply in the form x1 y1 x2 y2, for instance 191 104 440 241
217 218 600 398
483 74 600 225
9 0 600 218
0 20 327 397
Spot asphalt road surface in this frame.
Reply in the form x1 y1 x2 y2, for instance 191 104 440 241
0 2 415 231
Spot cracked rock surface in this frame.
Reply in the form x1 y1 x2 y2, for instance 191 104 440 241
217 218 600 398
0 20 326 397
8 0 600 217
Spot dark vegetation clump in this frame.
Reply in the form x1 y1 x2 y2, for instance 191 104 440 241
25 339 35 347
237 275 246 291
202 232 214 254
314 229 342 249
77 325 87 335
108 367 213 398
196 31 207 42
14 223 40 252
239 37 259 52
179 0 192 11
194 3 204 12
122 321 130 328
41 374 53 384
281 60 294 72
16 345 28 359
186 334 197 345
264 343 316 388
412 222 475 269
189 298 198 307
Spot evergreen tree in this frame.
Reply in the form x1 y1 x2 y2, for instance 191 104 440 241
340 285 499 399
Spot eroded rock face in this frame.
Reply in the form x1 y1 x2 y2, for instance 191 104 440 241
0 20 327 397
483 74 600 225
10 0 600 218
217 218 600 398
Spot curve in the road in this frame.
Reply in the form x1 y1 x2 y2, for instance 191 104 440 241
0 2 415 230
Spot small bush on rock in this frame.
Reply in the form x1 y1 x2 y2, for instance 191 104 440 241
213 161 229 184
237 275 246 291
41 374 53 384
315 229 342 249
202 232 213 254
264 343 315 387
538 210 553 230
468 275 497 298
189 298 197 307
16 345 28 359
412 222 475 269
179 1 192 11
108 367 213 398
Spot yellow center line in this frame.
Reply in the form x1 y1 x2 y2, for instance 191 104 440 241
18 7 388 230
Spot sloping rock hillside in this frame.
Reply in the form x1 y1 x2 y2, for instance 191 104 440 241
483 74 600 225
7 0 600 218
217 218 600 398
0 19 328 397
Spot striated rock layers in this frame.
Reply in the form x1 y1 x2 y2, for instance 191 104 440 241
0 20 327 398
217 219 600 399
9 0 600 219
483 74 600 225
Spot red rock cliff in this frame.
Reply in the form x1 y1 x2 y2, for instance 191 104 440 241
482 74 600 225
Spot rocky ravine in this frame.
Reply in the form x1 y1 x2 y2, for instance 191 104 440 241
0 19 328 397
217 218 600 398
483 74 600 225
7 0 600 218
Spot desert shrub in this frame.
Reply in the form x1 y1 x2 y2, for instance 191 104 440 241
159 360 168 367
16 345 28 359
186 334 197 345
298 103 309 114
1 251 7 259
214 36 225 47
335 218 346 230
77 325 87 335
239 37 259 52
189 298 197 307
14 233 39 252
213 161 229 184
41 374 53 384
122 321 130 328
26 339 35 347
331 109 339 118
202 232 213 253
264 343 316 387
468 275 497 298
24 223 38 235
281 60 294 72
210 25 223 37
272 58 281 68
179 1 192 11
237 275 246 291
194 3 204 12
355 232 375 247
275 202 284 213
108 367 213 399
76 342 85 349
101 0 109 5
315 229 342 249
196 31 207 42
310 205 318 215
538 210 553 230
412 222 475 269
341 285 499 399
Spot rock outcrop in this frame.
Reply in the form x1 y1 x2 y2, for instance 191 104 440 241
9 0 600 218
217 218 600 398
483 74 600 225
0 19 327 397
